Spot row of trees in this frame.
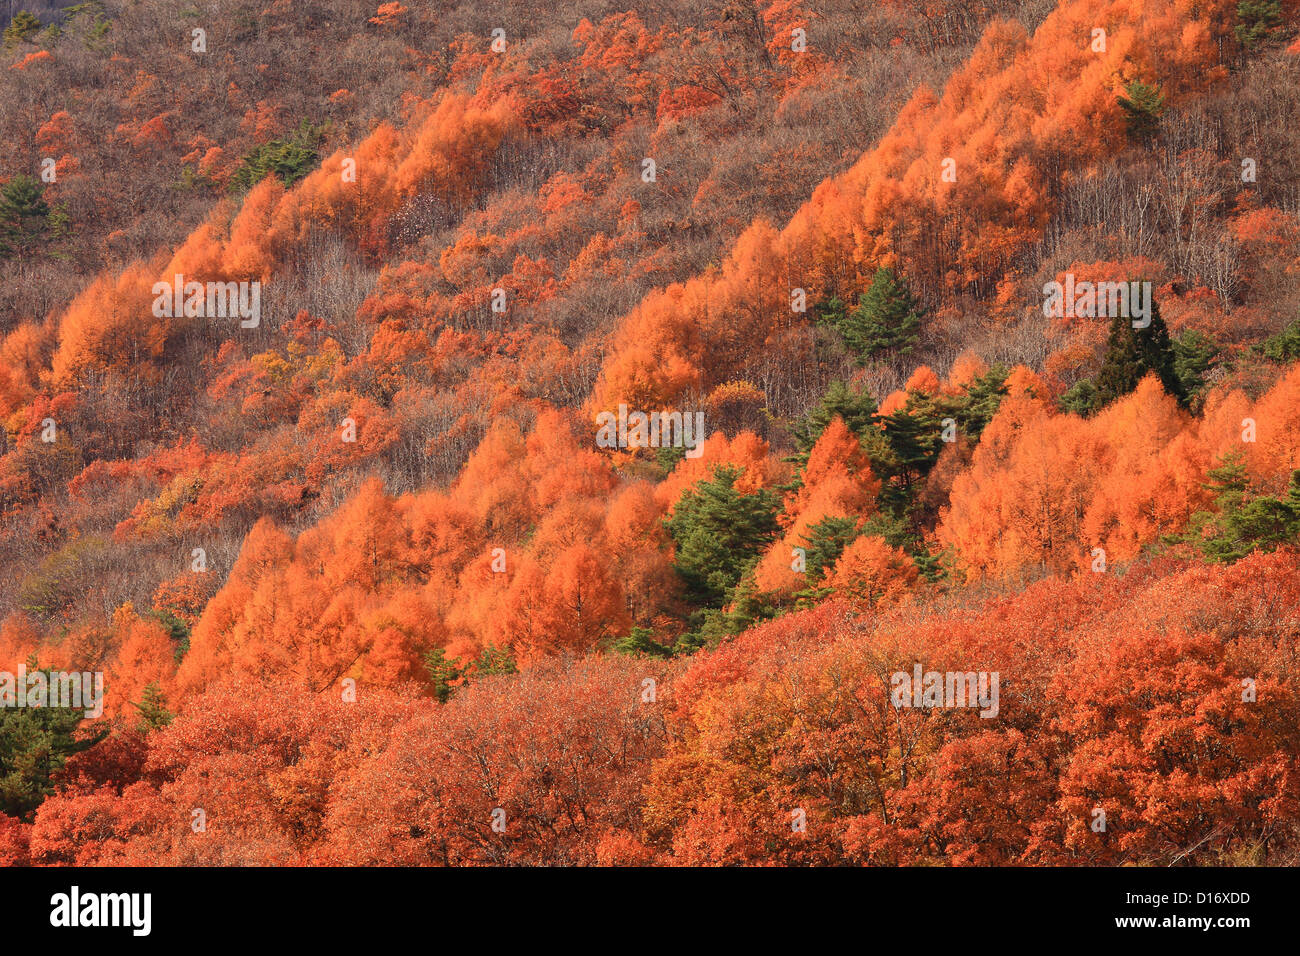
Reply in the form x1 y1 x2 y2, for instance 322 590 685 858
4 545 1298 865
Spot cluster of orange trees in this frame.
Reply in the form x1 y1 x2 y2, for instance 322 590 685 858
5 548 1298 866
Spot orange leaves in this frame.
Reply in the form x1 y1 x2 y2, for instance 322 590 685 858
316 477 415 592
0 813 28 866
504 544 630 663
702 380 768 436
1047 558 1300 862
647 549 1300 865
762 0 820 75
390 93 515 209
755 417 879 595
1246 364 1300 488
35 110 75 154
940 392 1100 582
904 365 940 395
945 350 989 392
51 262 170 386
322 656 668 865
10 49 52 70
787 416 879 518
2 0 1296 873
153 572 217 626
439 230 503 287
654 430 785 514
940 363 1300 583
0 323 48 416
101 605 177 720
171 409 641 693
826 535 918 607
47 89 514 388
20 545 1300 865
452 418 534 537
591 219 796 413
369 2 409 27
31 678 417 865
0 614 40 675
220 176 284 280
589 284 708 414
655 84 722 122
1081 376 1198 560
131 114 171 149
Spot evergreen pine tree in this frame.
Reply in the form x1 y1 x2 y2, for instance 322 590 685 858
1172 328 1219 408
0 661 107 819
664 465 779 607
231 119 326 192
0 174 51 258
2 11 42 50
793 380 878 451
1201 465 1300 563
800 515 862 583
1260 315 1300 362
612 626 675 659
1117 80 1165 144
1180 456 1300 563
471 644 517 678
1235 0 1283 48
956 365 1011 441
835 267 923 361
422 647 465 702
133 682 174 733
1090 290 1184 411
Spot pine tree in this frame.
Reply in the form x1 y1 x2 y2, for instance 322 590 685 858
722 569 777 634
1235 0 1282 49
1059 378 1099 416
2 11 41 50
231 119 325 192
1201 464 1300 563
133 682 174 733
800 515 862 583
1181 457 1300 563
1205 454 1250 511
612 626 674 659
879 401 941 488
0 175 51 259
1172 328 1219 408
422 647 464 702
791 379 879 457
835 267 923 361
1260 315 1300 362
0 662 108 820
957 365 1011 441
665 465 779 607
1117 80 1165 144
471 644 517 679
1090 291 1184 411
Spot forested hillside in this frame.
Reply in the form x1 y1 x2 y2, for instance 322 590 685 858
1 0 1298 866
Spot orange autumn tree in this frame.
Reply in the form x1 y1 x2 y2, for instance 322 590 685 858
755 416 880 596
825 535 919 608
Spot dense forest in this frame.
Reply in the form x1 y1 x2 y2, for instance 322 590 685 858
0 0 1299 866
